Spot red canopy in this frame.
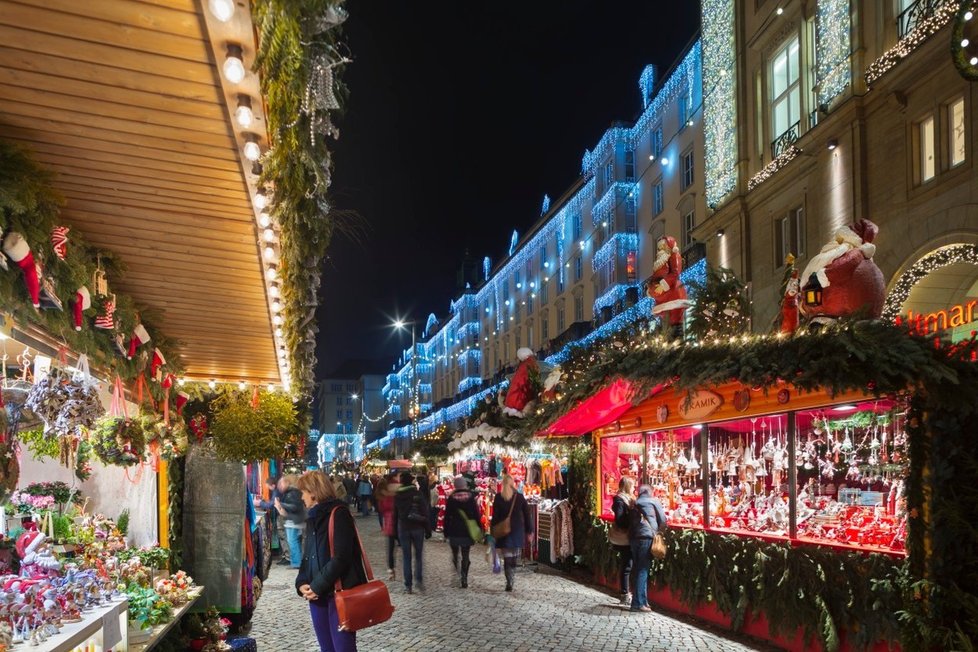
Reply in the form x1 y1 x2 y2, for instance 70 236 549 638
538 378 664 437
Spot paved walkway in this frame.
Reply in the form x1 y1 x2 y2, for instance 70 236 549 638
251 514 771 652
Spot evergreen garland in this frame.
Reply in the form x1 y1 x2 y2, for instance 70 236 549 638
252 0 350 406
208 389 299 463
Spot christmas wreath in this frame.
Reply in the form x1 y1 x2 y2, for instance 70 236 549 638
145 419 189 462
91 415 147 467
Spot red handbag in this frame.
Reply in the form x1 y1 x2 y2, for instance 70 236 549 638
328 507 395 632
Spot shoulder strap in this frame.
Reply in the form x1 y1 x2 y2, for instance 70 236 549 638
327 506 375 593
506 495 517 519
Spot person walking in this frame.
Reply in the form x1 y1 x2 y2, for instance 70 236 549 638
342 474 356 506
627 484 667 613
610 477 636 606
428 473 441 533
253 476 283 562
490 474 533 593
277 474 306 570
295 470 365 652
392 471 430 594
442 475 481 588
356 475 372 517
377 473 399 579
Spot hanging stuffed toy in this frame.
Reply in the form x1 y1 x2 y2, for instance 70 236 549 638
502 348 541 418
2 232 41 308
72 286 92 331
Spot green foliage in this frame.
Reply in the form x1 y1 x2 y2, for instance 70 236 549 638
127 585 173 630
18 427 59 460
0 139 183 380
686 265 751 340
253 0 350 404
407 425 452 461
167 456 185 570
209 389 299 463
91 416 147 467
117 508 130 537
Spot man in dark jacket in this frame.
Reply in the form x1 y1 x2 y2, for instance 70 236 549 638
442 476 482 588
627 484 667 612
278 480 307 570
392 472 430 593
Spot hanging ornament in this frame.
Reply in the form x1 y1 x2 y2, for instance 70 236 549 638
95 295 116 330
72 286 92 331
175 391 189 416
301 54 347 146
150 348 166 379
127 324 151 360
50 226 69 260
2 232 41 308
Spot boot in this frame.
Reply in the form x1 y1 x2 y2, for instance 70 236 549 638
460 560 470 589
504 565 514 592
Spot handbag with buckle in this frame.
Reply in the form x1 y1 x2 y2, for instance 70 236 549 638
490 495 517 539
328 507 395 632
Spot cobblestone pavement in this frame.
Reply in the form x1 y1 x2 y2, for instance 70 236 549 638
252 514 772 652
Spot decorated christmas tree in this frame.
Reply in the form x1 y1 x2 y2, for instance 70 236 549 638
686 265 750 340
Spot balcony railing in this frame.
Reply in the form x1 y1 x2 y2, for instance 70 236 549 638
897 0 950 39
771 121 800 159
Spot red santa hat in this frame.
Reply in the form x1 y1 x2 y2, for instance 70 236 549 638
15 530 44 558
2 232 41 308
73 286 92 331
150 348 166 377
176 391 190 415
658 235 679 254
127 324 151 359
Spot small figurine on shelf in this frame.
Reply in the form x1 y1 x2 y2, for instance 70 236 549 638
16 531 60 580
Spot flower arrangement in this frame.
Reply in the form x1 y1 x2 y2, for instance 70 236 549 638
127 584 173 630
155 570 194 605
9 490 54 514
185 606 231 652
22 481 82 507
118 545 170 570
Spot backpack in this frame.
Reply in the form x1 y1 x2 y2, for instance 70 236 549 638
406 493 427 525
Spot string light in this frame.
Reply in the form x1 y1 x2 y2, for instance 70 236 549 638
881 244 978 320
223 44 245 84
747 145 802 192
208 0 235 22
243 135 262 162
866 1 958 85
258 212 271 228
238 381 247 390
235 95 254 128
815 0 852 107
703 0 737 207
208 380 217 389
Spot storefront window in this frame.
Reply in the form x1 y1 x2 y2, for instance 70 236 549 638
646 426 704 528
794 399 907 553
706 414 790 539
599 434 644 517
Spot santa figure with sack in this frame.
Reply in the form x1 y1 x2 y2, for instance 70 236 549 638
799 218 885 329
16 530 61 579
647 236 690 338
502 347 542 418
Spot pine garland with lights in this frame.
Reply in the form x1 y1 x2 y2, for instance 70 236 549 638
0 139 183 380
881 243 978 320
208 389 300 463
253 0 350 406
952 0 978 80
685 265 750 340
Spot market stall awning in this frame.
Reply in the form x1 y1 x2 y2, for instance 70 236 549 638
538 379 661 437
0 0 277 383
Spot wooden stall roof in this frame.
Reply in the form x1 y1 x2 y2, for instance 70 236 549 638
0 0 278 383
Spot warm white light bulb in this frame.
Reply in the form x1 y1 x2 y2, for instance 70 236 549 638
238 381 247 390
271 299 282 313
243 140 261 161
253 191 268 210
178 377 186 386
776 6 783 15
273 314 283 325
235 104 253 128
263 245 275 260
266 266 277 281
268 384 276 392
263 228 275 243
223 54 245 84
208 380 217 389
966 10 974 20
208 0 235 22
258 212 271 228
269 284 280 298
963 39 971 48
971 56 978 65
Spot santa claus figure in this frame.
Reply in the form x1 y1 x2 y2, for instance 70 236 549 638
799 219 885 328
780 269 801 334
647 236 690 338
16 530 61 579
502 347 541 418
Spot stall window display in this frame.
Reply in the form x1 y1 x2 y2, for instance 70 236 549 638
596 388 908 556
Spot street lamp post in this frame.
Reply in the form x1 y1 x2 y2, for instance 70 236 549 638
393 318 418 459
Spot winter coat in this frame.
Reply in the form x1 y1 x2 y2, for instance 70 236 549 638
295 501 367 600
442 490 481 543
393 485 431 534
279 487 306 526
357 479 372 497
628 494 666 541
491 491 533 550
611 493 633 531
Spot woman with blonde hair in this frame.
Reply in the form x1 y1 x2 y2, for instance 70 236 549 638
490 474 533 592
295 470 365 652
610 476 636 605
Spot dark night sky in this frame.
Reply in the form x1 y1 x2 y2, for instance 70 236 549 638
317 1 700 378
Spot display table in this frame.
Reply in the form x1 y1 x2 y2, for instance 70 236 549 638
35 596 129 652
129 587 205 652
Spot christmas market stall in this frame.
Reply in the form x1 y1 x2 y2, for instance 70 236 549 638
525 228 978 652
0 0 349 647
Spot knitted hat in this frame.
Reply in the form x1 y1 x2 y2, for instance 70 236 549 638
454 476 467 491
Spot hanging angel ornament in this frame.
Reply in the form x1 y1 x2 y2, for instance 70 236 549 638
302 54 348 145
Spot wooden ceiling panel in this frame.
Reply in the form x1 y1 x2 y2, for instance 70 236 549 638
0 0 280 383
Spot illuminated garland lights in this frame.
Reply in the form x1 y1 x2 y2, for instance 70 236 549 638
592 233 639 272
951 0 978 80
747 145 802 192
815 0 852 107
593 284 640 314
881 243 978 320
591 182 636 225
702 0 738 208
865 0 957 85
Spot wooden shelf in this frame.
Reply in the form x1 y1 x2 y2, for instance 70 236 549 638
34 597 128 652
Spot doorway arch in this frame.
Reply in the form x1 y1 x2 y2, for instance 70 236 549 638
881 243 978 321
